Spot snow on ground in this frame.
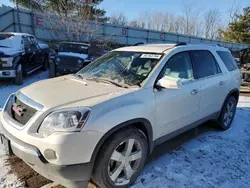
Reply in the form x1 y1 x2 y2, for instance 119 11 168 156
0 71 250 188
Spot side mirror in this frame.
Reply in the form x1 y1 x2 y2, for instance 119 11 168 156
156 77 182 89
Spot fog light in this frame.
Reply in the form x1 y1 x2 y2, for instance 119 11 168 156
44 149 57 160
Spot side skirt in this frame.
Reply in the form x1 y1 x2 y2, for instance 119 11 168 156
152 112 219 148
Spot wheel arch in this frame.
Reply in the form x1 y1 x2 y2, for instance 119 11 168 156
13 55 22 69
90 118 153 163
217 88 240 119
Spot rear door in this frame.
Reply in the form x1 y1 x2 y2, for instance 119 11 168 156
191 50 229 119
29 36 44 67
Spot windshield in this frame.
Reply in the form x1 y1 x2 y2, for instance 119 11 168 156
59 43 89 54
77 51 162 87
0 34 14 48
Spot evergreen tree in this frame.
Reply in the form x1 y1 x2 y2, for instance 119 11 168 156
222 7 250 44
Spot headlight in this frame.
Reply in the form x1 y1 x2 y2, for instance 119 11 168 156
56 57 60 62
38 107 90 137
1 57 13 67
77 59 82 64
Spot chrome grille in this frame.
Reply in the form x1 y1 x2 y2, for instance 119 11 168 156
4 92 42 127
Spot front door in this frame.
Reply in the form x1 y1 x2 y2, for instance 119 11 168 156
23 36 44 73
154 51 201 138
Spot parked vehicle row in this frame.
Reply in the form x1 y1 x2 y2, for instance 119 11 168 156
0 32 49 85
0 42 241 188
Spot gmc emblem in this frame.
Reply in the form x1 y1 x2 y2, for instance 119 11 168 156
12 103 26 116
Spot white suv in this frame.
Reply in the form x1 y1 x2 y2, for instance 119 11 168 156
0 43 241 188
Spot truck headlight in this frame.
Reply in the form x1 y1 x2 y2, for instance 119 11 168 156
38 107 90 137
1 57 13 67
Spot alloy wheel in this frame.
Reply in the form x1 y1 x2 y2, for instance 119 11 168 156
223 100 235 127
108 138 142 186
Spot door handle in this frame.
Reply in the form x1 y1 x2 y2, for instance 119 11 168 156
219 81 225 86
191 89 199 95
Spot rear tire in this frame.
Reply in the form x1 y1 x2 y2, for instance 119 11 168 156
14 64 23 85
42 56 48 71
49 61 56 78
92 127 148 188
217 96 237 130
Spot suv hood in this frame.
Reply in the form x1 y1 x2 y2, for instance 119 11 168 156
58 52 88 59
18 75 136 110
0 47 23 56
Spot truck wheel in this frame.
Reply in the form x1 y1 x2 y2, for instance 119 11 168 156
92 127 148 188
217 96 237 130
49 61 56 78
42 56 48 71
14 64 23 85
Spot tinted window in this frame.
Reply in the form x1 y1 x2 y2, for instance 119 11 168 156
192 50 219 78
23 36 38 51
59 43 89 54
217 51 238 71
161 52 194 80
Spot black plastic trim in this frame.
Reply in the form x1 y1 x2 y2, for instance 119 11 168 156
90 118 153 162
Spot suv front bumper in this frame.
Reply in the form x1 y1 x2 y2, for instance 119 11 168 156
0 122 92 188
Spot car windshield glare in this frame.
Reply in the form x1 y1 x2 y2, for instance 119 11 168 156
59 43 89 54
77 51 162 87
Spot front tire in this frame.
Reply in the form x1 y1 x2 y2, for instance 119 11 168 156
92 127 148 188
42 56 48 71
49 60 56 78
14 64 23 85
217 96 237 130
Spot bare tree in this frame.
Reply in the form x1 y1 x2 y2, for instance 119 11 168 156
204 9 221 39
109 12 128 26
181 0 202 35
229 0 242 22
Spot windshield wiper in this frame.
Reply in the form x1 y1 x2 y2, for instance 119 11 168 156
73 73 84 79
87 77 129 88
0 45 9 48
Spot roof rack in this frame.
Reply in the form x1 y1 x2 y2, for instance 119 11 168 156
133 42 145 46
175 42 187 46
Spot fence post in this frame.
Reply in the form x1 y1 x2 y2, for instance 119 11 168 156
31 11 35 36
12 9 16 32
16 0 22 32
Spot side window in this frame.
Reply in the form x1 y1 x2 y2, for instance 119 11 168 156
23 37 32 51
28 37 39 50
217 51 238 71
192 50 220 79
23 36 38 51
161 52 194 80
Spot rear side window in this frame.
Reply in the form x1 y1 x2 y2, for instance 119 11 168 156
217 51 238 71
192 50 220 79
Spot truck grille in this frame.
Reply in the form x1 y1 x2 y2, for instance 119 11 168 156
58 55 79 68
5 95 37 126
